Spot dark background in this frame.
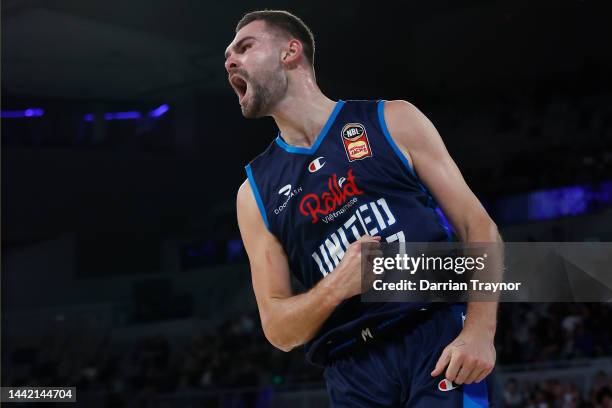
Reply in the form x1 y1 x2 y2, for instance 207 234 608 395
2 1 612 407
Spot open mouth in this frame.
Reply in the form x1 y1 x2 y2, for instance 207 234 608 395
230 75 248 103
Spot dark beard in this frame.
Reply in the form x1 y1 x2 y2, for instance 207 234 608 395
243 65 286 118
245 80 272 118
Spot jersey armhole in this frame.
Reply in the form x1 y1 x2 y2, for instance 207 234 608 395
245 164 271 231
376 99 421 180
376 100 455 242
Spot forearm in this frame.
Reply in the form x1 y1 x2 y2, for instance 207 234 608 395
257 236 377 352
465 301 497 339
261 274 343 352
463 215 503 338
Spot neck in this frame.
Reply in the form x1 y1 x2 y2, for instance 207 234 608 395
270 73 336 148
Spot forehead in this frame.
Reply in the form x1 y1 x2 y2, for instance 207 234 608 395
225 20 277 56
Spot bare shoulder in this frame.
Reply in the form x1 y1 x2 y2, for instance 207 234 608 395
382 99 439 149
383 100 427 131
236 178 260 227
236 178 289 269
237 178 252 201
236 178 268 238
384 99 418 115
236 178 257 211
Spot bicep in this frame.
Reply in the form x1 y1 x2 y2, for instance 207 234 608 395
383 101 490 239
236 180 293 316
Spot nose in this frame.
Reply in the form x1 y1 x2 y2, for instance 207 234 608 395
224 54 239 74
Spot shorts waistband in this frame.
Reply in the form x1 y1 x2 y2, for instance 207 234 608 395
317 304 446 365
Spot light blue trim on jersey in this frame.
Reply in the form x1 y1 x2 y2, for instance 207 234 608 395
376 99 420 180
377 99 454 242
452 304 490 407
463 382 490 408
245 164 270 230
275 100 345 155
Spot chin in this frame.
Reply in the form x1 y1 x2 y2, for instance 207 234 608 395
239 97 254 118
241 102 266 119
241 105 257 119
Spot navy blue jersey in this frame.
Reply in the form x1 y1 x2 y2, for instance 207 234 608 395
245 99 454 363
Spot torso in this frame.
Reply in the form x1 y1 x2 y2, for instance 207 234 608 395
246 99 454 362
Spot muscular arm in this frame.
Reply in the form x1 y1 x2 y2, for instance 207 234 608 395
383 100 502 383
236 180 377 352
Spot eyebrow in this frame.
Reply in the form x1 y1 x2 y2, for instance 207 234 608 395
224 36 256 60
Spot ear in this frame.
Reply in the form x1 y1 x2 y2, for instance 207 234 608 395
281 39 303 67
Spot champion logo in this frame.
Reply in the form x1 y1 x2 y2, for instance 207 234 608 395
438 379 459 392
308 156 326 173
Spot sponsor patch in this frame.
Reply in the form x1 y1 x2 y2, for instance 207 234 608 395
341 123 373 162
299 168 364 223
275 184 303 215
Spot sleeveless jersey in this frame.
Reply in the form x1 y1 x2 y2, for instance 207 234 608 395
245 100 454 363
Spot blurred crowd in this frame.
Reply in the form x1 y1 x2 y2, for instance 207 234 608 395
503 371 612 408
431 85 612 199
497 303 612 364
5 310 321 406
6 303 612 407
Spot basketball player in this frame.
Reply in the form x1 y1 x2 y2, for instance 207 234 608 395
229 10 501 407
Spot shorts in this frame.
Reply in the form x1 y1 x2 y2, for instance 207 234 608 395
323 304 499 407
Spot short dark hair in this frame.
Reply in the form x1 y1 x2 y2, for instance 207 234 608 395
236 10 315 68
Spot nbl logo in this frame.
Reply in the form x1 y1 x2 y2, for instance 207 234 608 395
341 123 373 161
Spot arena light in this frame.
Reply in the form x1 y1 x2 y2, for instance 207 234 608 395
1 108 45 118
148 104 169 118
82 104 169 122
105 111 141 120
493 180 612 223
83 111 141 121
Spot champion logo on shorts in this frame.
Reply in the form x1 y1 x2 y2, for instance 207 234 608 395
438 379 459 392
